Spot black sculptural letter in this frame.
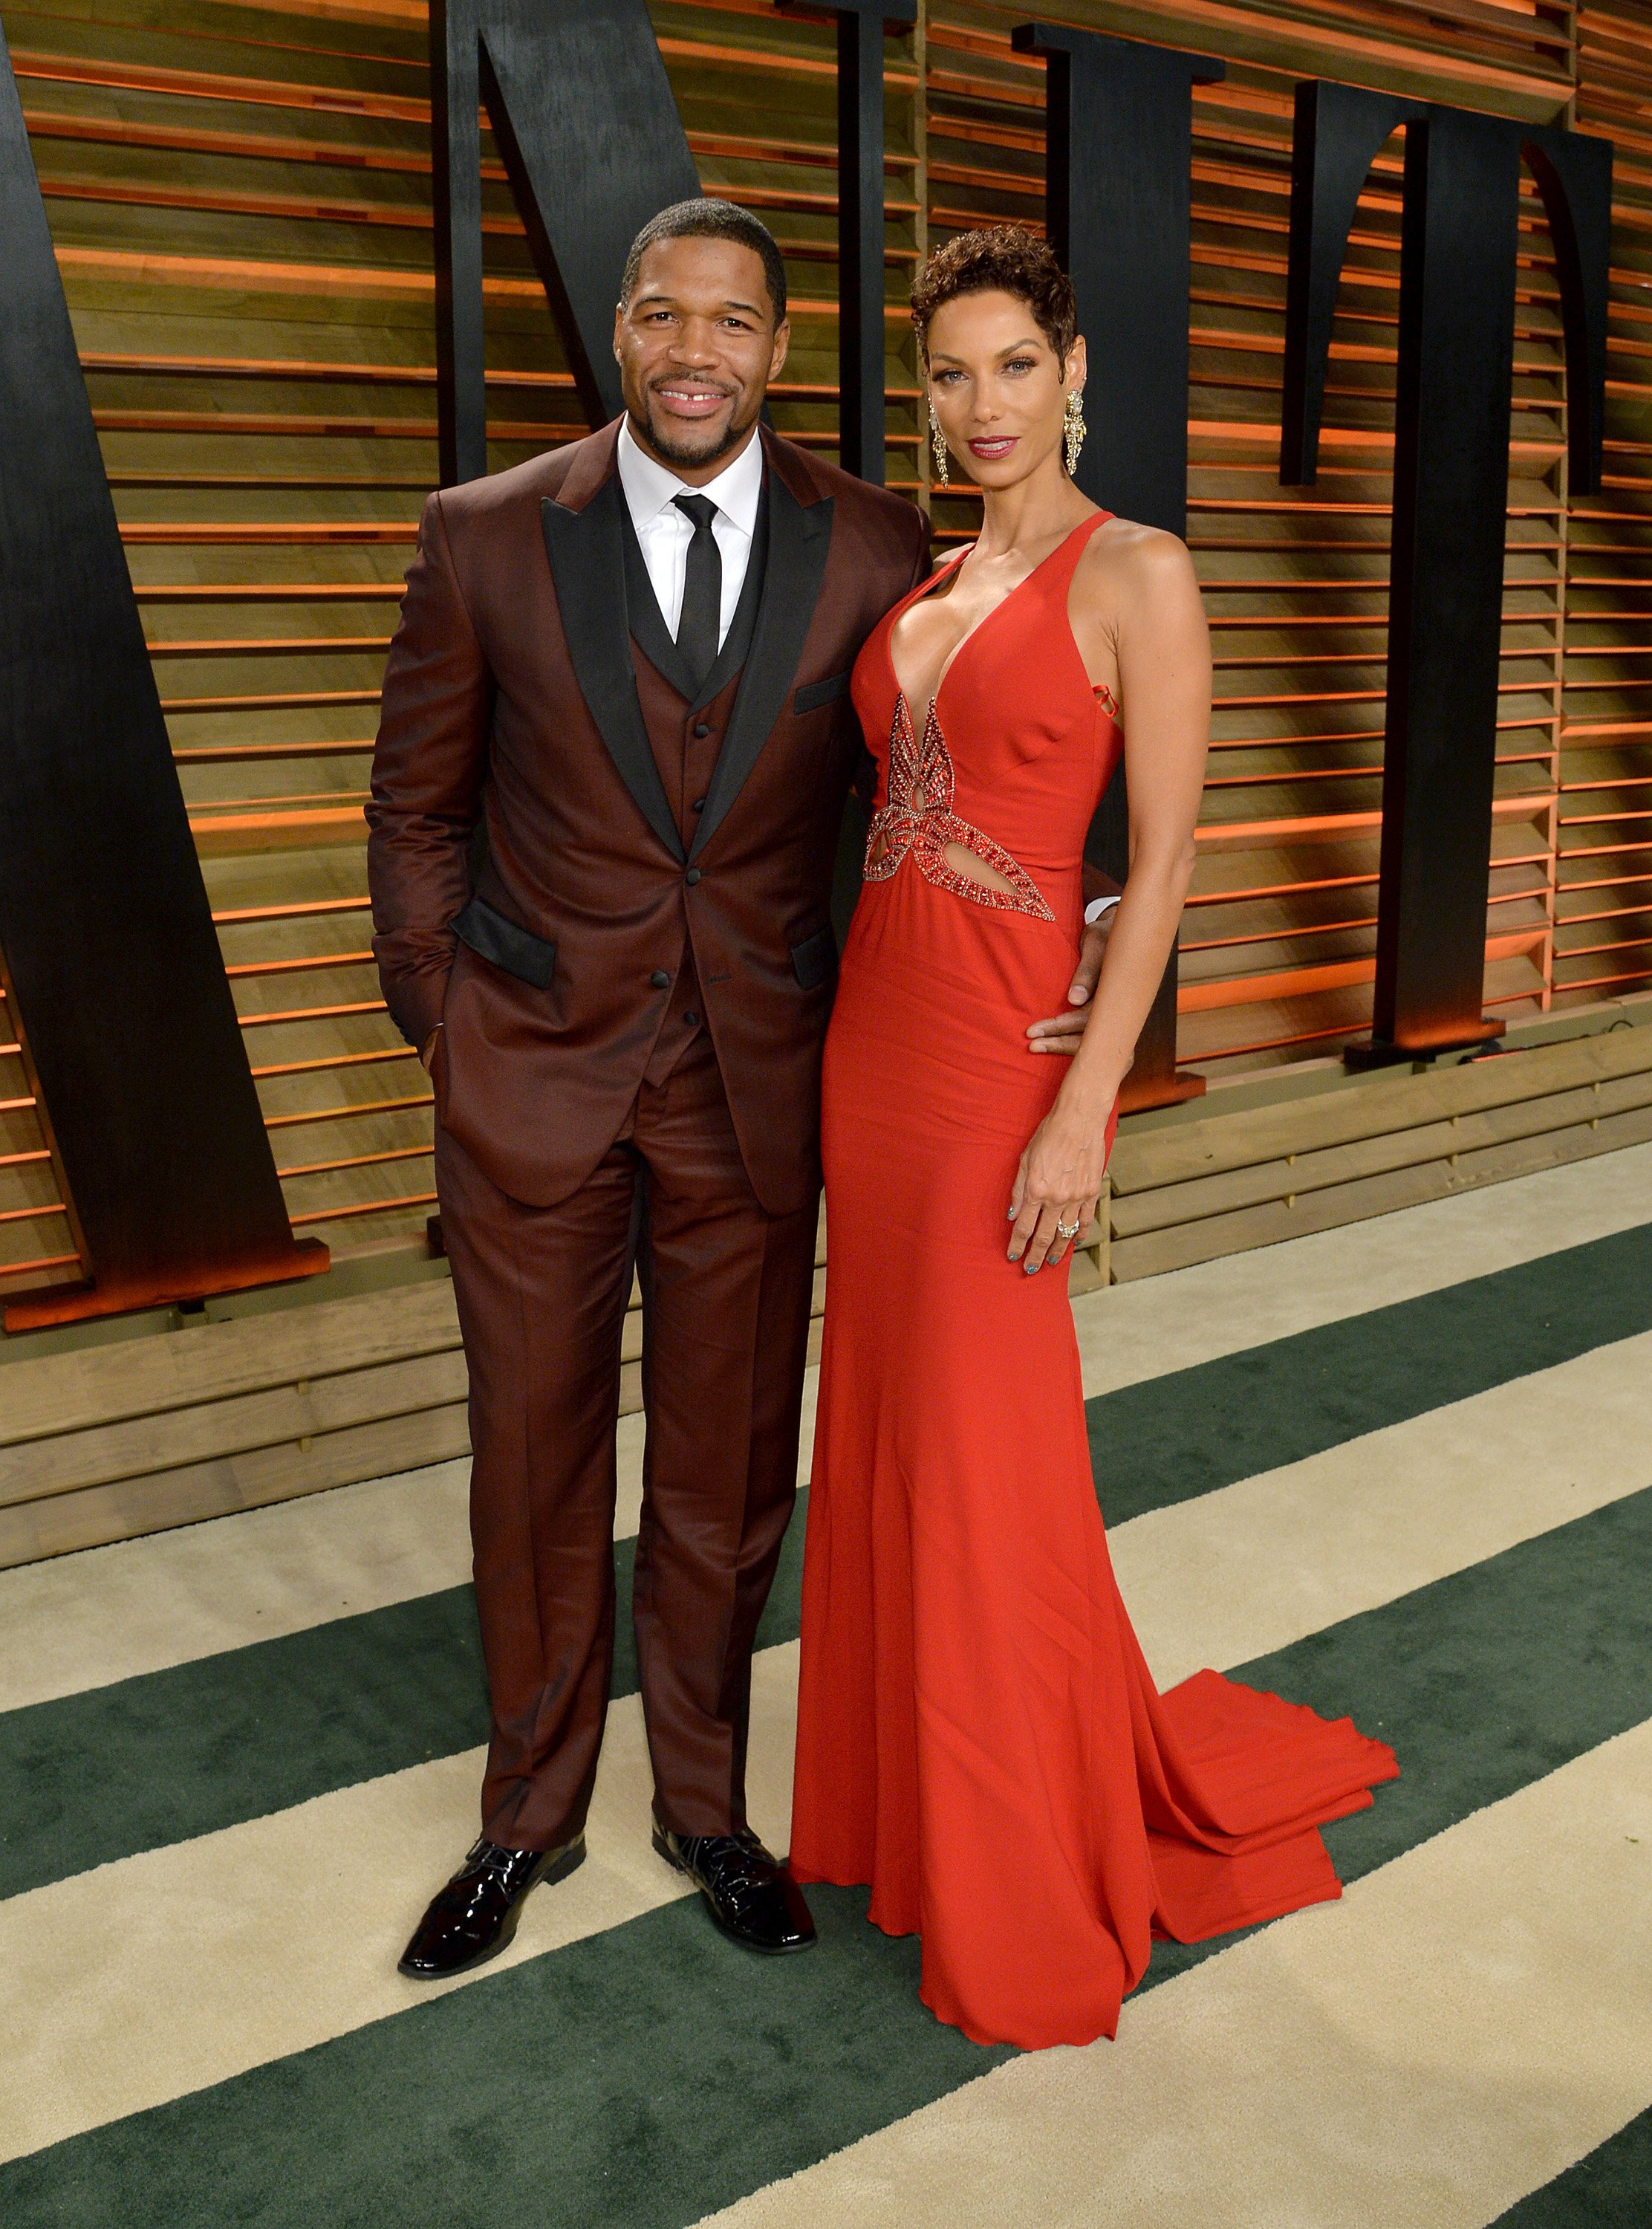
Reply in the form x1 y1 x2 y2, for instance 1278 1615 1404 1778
431 0 700 487
1012 22 1224 1109
1281 82 1612 1060
435 0 920 492
0 19 326 1330
781 0 917 486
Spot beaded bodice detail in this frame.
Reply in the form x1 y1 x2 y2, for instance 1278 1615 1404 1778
862 692 1056 924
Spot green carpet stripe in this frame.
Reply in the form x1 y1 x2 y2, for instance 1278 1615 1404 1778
6 1487 1648 2228
0 1519 805 1900
1489 2108 1652 2225
6 1221 1648 1901
1087 1219 1652 1523
0 1585 485 1902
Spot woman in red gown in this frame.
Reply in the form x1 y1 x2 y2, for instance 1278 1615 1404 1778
789 228 1396 2051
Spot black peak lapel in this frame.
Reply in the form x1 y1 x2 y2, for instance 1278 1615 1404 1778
540 484 685 863
690 472 833 860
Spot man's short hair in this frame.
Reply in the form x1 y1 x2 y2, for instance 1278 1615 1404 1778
619 198 787 326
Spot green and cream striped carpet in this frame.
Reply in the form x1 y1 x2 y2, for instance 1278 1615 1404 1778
4 1143 1652 2226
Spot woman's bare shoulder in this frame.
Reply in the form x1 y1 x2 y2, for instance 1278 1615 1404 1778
1083 515 1194 583
1073 515 1202 626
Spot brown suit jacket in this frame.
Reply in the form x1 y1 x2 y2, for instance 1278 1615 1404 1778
367 419 930 1216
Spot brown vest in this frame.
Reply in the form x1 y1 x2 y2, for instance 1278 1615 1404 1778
634 654 743 1086
621 495 769 1088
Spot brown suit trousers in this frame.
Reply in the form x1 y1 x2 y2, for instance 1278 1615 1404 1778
439 1026 816 1851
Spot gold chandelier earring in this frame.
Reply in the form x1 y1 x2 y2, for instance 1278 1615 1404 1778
1064 389 1087 477
929 405 950 487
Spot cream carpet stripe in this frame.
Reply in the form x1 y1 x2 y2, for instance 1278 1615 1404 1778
0 1458 474 1712
0 1645 799 2164
8 1320 1648 2164
0 1422 637 1713
5 1141 1648 1710
695 1719 1652 2229
1113 1329 1652 1689
1072 1134 1652 1397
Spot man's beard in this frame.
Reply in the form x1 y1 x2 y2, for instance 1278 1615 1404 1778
631 386 752 470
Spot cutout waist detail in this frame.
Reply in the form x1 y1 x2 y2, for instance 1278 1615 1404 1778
863 695 1056 924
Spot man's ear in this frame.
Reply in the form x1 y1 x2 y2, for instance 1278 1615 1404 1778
613 302 625 365
768 317 791 381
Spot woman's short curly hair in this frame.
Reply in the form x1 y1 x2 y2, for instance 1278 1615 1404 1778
911 226 1078 366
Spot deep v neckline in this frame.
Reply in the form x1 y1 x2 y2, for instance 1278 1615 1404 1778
885 516 1099 716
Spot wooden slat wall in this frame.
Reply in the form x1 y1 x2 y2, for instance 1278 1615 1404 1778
0 0 1647 1310
1568 1 1652 1002
0 964 79 1293
0 0 922 1305
925 0 1588 1074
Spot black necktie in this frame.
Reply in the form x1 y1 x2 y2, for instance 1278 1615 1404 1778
674 492 722 692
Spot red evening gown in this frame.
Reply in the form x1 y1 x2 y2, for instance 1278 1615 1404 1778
789 513 1397 2050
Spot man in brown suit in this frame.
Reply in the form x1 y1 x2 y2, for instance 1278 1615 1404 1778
368 199 929 1971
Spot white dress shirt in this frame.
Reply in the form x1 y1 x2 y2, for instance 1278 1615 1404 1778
616 420 764 652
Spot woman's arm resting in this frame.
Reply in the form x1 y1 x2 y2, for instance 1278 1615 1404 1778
1009 528 1211 1271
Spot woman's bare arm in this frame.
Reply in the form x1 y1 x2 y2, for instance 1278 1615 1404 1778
1007 525 1211 1272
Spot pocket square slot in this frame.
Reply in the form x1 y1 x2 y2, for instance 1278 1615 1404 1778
793 671 851 714
790 926 838 990
452 896 558 989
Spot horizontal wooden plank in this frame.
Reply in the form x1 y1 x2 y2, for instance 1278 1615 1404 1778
0 1275 462 1448
1113 1017 1652 1193
0 1346 471 1510
1110 1097 1652 1282
1110 1061 1652 1238
0 1242 830 1502
0 1300 833 1566
0 1401 472 1570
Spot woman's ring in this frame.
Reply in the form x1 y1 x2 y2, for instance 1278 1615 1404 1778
1056 1217 1081 1240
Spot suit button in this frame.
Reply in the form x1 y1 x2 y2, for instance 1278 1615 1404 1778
692 796 707 812
683 1010 700 1029
685 867 702 886
693 722 712 739
650 970 671 990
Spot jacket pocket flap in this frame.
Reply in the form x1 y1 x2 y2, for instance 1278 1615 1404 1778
790 924 839 991
792 670 851 715
452 896 557 990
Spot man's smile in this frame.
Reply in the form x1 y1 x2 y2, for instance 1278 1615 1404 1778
651 382 735 418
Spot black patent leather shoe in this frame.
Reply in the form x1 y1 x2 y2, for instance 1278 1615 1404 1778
397 1833 585 1979
653 1823 816 1954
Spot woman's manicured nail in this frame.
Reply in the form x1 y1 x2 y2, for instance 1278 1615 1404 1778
1024 1259 1039 1275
